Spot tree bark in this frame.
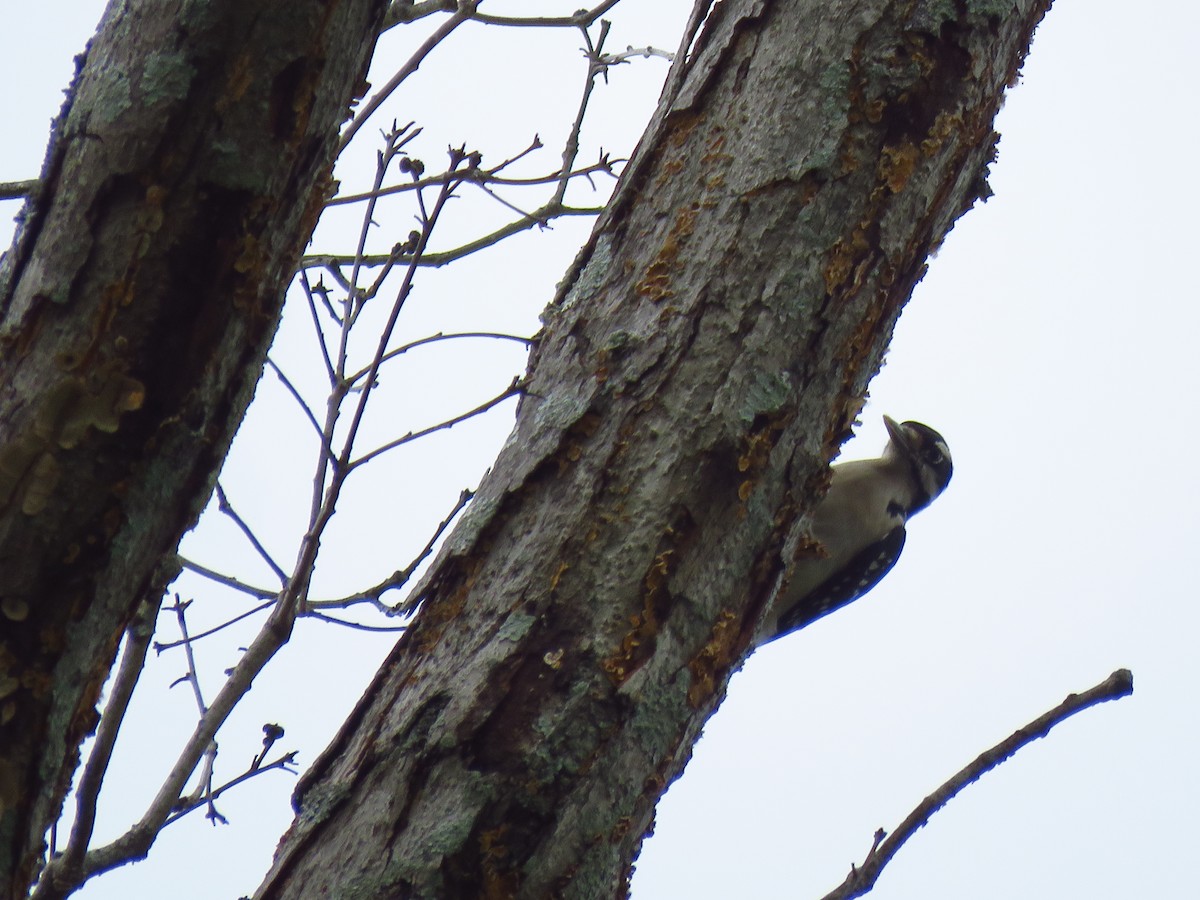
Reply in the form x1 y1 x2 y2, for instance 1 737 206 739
257 0 1050 897
0 0 387 893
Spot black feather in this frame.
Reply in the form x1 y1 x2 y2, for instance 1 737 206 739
771 525 907 640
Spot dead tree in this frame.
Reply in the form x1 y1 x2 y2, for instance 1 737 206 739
254 1 1053 897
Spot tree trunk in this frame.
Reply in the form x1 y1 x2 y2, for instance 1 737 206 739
0 0 386 893
256 1 1050 897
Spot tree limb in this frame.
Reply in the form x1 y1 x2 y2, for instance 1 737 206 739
821 669 1135 900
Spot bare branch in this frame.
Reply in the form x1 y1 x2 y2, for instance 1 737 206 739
265 358 336 461
166 597 209 714
346 331 532 388
382 0 455 29
177 557 277 601
344 122 422 322
300 204 603 270
307 486 474 610
299 270 338 384
325 155 619 207
600 45 674 65
153 600 275 653
553 19 612 206
163 599 224 823
349 376 521 470
215 484 288 584
0 179 37 201
466 0 625 28
162 750 299 829
821 669 1135 900
340 6 473 152
32 600 157 899
302 611 408 632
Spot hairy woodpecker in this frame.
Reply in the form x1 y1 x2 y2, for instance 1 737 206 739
754 415 952 646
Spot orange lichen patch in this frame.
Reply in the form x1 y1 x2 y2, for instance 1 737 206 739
594 348 611 384
634 205 698 303
738 414 787 477
879 141 919 192
793 533 829 562
479 825 520 900
39 621 66 655
219 52 256 111
837 143 862 176
611 815 632 842
549 562 569 593
665 110 703 151
699 130 731 183
602 548 674 687
21 669 53 700
555 411 602 473
823 227 870 295
839 291 890 366
661 158 685 179
413 556 482 653
921 111 963 156
233 232 266 275
686 609 739 708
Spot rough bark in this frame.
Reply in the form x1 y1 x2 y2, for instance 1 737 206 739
0 0 387 893
257 0 1050 897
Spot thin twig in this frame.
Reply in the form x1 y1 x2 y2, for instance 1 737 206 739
307 487 474 610
300 205 603 270
299 270 337 383
554 19 611 206
303 611 409 632
153 600 275 653
467 0 624 28
161 751 299 828
325 155 618 206
349 377 521 470
266 358 336 459
167 597 208 714
472 179 552 223
337 151 480 474
821 669 1135 900
32 599 158 899
165 599 223 823
382 0 455 29
306 125 422 532
345 331 532 388
600 45 674 65
178 557 277 600
0 179 37 200
215 484 288 584
345 122 421 323
340 5 474 153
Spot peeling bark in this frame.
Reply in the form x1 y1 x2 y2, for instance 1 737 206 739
257 0 1050 897
0 0 387 893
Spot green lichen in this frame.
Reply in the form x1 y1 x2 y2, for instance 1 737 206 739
141 53 196 104
738 369 794 423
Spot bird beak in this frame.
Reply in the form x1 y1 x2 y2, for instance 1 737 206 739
882 415 912 453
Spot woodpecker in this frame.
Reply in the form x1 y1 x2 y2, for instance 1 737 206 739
754 415 952 646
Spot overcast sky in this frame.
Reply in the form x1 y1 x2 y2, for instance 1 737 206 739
3 2 1198 899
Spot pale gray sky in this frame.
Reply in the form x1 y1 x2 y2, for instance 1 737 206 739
3 2 1197 898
